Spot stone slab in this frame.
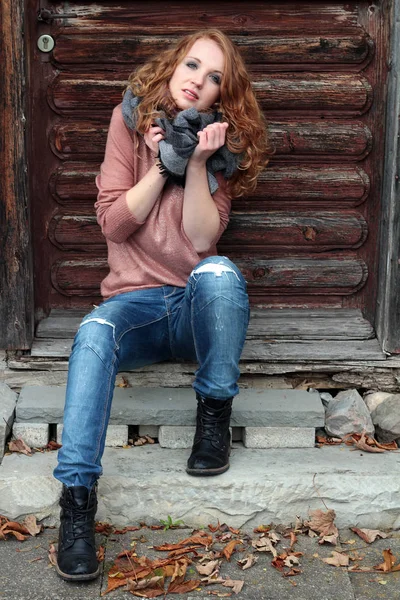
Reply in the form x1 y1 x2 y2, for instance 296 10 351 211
0 383 18 461
159 425 233 448
1 444 400 530
13 423 49 448
16 385 324 426
57 424 128 447
243 426 315 448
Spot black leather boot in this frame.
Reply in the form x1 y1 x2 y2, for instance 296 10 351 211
186 394 233 476
56 484 100 581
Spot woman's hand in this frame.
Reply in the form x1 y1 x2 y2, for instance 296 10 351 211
143 125 165 157
190 122 229 166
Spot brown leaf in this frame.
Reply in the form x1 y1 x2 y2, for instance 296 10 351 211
8 438 32 456
252 537 277 557
282 568 302 577
102 576 128 596
126 575 164 592
167 546 200 558
222 539 242 561
208 521 220 533
287 531 297 549
318 533 339 546
95 522 114 536
253 525 270 533
322 551 350 567
113 525 141 534
374 549 400 572
351 528 389 544
24 515 42 537
237 554 258 570
1 529 27 541
46 440 62 450
305 509 337 537
353 432 385 453
283 554 300 568
97 545 105 563
196 559 221 576
154 532 212 551
222 579 244 594
167 578 201 594
268 532 280 544
48 543 57 566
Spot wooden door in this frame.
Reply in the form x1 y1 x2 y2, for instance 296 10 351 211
27 0 389 327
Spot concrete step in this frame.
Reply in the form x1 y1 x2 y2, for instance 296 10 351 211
15 385 324 426
1 444 400 531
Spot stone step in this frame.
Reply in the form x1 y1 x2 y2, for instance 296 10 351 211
1 445 400 530
15 386 324 427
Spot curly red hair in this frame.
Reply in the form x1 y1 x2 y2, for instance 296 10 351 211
125 29 271 197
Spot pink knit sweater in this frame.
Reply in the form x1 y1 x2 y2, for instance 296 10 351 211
95 105 232 299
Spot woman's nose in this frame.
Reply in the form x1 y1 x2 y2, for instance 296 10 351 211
191 72 204 88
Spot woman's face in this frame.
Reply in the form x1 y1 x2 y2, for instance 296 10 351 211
168 38 225 111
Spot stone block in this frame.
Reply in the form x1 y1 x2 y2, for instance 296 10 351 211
0 383 18 461
324 389 374 438
2 445 400 530
17 386 324 427
364 391 393 413
138 425 159 438
57 424 128 447
159 426 234 448
371 395 400 443
12 423 49 448
243 427 315 449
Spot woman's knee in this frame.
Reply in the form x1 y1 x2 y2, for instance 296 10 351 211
190 256 247 289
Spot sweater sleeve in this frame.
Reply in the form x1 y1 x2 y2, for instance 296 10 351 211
95 105 145 243
210 172 232 245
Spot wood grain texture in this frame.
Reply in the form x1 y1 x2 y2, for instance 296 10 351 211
48 119 372 161
0 0 34 349
49 256 368 297
48 73 373 117
50 164 370 209
28 336 384 360
35 307 374 340
54 2 361 34
51 33 373 68
48 211 368 253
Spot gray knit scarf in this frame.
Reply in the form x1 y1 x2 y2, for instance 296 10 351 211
121 88 240 194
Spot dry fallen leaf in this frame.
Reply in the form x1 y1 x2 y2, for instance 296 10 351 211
48 543 57 566
237 553 258 570
97 545 105 563
305 509 338 537
222 579 244 594
318 533 339 546
24 515 42 537
322 551 350 567
196 559 221 576
374 549 400 573
8 438 32 456
222 539 242 561
252 536 277 557
351 528 389 544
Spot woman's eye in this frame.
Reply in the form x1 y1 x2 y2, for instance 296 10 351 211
210 74 221 84
186 62 198 69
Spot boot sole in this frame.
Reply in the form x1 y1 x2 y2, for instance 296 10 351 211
186 462 230 476
55 563 101 581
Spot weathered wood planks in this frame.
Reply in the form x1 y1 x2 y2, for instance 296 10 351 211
0 0 34 349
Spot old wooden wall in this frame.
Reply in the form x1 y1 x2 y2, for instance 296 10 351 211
0 0 34 348
26 1 388 322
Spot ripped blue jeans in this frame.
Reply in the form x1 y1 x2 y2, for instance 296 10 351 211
54 256 250 488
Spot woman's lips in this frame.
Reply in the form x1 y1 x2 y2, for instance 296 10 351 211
182 89 198 100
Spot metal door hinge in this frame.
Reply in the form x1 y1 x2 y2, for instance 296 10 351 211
37 8 77 22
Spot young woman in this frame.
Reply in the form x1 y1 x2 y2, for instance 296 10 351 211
53 29 269 581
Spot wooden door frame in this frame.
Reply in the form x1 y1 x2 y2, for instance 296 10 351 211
0 0 34 349
0 0 399 352
375 0 400 353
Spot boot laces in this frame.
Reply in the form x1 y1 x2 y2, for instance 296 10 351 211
197 402 231 444
61 499 95 543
